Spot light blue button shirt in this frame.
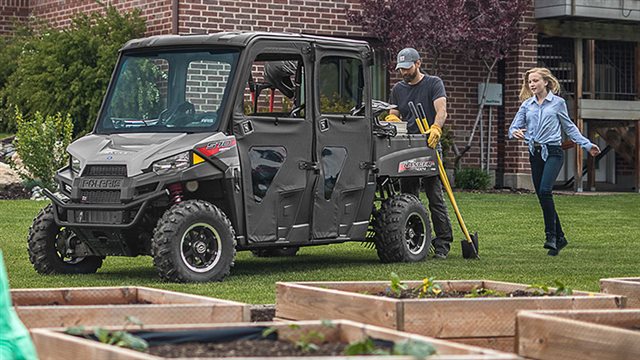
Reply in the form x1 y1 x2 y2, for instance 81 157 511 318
509 92 592 160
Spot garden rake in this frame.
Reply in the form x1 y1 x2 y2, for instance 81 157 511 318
410 101 479 259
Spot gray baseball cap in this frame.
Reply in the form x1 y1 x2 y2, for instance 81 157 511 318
395 48 420 70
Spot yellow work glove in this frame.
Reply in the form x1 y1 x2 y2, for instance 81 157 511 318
384 114 401 122
426 123 442 148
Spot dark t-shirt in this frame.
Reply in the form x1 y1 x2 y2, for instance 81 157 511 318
389 74 446 134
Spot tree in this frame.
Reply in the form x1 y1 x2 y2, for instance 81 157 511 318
453 0 530 170
349 0 530 168
0 5 146 135
348 0 469 75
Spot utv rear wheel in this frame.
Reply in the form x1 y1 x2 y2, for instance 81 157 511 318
28 204 103 274
373 194 431 263
251 247 299 257
152 200 236 282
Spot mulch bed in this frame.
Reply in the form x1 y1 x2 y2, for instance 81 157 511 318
250 304 275 322
0 183 30 199
148 339 347 358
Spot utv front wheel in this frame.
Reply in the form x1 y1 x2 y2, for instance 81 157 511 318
152 200 236 282
374 194 431 263
28 204 103 274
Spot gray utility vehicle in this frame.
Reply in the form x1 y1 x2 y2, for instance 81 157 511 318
28 32 439 282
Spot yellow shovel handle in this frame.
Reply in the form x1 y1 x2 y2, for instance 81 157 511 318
418 119 472 243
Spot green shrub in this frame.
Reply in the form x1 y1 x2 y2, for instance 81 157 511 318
13 108 73 190
454 167 491 190
0 5 146 135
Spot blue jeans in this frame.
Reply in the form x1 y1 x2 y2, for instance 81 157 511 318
529 145 565 241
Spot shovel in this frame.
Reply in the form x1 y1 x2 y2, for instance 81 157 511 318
410 102 479 259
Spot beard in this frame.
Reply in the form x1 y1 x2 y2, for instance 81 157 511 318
403 69 418 83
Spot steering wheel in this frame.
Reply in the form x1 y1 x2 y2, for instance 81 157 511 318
289 103 305 118
160 101 196 126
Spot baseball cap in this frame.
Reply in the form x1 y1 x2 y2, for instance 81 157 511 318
395 48 420 70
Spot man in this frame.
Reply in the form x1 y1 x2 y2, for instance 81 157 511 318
388 47 453 259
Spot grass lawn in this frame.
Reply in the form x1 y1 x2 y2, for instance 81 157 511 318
1 192 638 304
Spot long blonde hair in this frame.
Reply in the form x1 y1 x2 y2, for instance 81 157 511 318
519 67 561 101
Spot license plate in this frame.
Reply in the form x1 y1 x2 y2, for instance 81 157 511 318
80 178 123 189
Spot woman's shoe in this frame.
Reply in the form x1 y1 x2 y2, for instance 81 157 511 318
548 237 568 256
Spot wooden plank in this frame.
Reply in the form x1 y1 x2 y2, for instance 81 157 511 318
538 19 640 42
587 125 596 190
16 304 247 329
275 282 400 329
136 286 246 306
11 287 137 306
32 320 521 360
31 328 157 360
452 336 515 353
587 40 595 99
517 310 640 360
579 99 640 120
601 277 640 308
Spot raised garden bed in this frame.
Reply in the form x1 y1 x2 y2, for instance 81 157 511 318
276 280 625 352
516 309 640 360
31 319 521 359
12 286 250 328
600 277 640 308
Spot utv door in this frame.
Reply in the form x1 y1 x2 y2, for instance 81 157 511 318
233 43 314 244
311 49 373 240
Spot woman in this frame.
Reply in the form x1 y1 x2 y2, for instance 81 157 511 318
509 67 600 256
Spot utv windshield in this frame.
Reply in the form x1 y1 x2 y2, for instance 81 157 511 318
96 49 239 134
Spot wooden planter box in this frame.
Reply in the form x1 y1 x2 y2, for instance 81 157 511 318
12 286 250 328
516 309 640 360
276 280 625 352
600 277 640 308
31 319 522 359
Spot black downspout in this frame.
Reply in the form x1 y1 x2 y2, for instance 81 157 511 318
495 59 506 188
172 0 179 35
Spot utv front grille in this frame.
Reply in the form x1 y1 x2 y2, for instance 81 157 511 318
83 165 127 177
80 190 121 204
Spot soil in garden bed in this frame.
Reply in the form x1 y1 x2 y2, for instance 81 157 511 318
376 288 557 299
147 339 347 357
250 304 275 322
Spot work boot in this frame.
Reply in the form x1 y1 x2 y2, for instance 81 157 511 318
543 233 557 251
548 237 568 256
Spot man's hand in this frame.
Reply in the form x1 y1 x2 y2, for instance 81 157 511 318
589 144 601 157
425 124 442 148
512 129 526 140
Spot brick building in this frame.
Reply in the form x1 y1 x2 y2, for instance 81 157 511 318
1 0 638 191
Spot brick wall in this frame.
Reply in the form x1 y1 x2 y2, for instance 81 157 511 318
11 0 537 186
29 0 173 35
0 0 29 36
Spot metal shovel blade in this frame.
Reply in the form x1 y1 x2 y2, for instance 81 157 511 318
461 232 479 259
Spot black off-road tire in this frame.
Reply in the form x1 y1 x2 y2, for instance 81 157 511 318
27 204 103 274
152 200 236 283
373 193 431 263
251 247 299 257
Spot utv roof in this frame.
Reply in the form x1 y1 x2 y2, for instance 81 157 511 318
121 32 370 52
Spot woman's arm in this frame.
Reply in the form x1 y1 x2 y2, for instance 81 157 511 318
556 98 593 152
509 102 527 140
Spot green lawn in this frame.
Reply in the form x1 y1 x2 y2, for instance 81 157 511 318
1 192 638 304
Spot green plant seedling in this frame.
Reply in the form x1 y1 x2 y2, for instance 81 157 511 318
387 272 408 298
418 277 442 298
343 337 389 355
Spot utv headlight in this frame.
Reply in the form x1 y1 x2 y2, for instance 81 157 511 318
70 155 81 173
152 151 190 175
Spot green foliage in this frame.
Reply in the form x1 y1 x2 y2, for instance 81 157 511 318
387 272 408 298
319 93 355 114
454 167 491 190
418 277 442 298
527 281 573 296
65 316 148 351
13 108 73 190
0 5 146 134
464 287 506 298
344 337 436 358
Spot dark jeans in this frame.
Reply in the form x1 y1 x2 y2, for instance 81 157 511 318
529 145 565 241
400 175 453 255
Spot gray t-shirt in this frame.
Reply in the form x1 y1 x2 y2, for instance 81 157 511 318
389 74 446 134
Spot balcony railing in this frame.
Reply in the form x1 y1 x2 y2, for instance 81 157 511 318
536 0 640 22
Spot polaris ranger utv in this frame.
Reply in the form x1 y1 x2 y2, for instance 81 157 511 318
28 32 439 282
